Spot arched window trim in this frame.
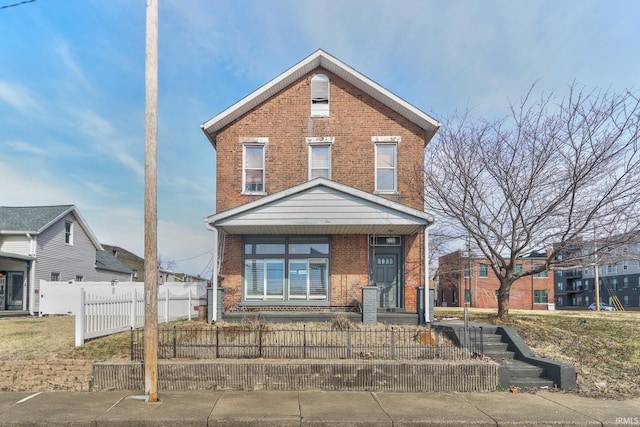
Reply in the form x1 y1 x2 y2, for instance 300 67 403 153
311 74 330 117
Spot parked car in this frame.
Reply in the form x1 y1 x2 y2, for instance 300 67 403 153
588 302 616 311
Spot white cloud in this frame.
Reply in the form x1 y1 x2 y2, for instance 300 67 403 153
0 160 75 206
54 38 91 90
66 107 144 177
6 140 47 156
0 80 44 116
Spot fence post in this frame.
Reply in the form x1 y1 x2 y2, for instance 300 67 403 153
391 327 395 360
173 326 177 358
347 329 351 359
215 326 219 358
75 288 86 346
303 324 307 359
188 290 192 321
164 288 169 323
130 290 136 329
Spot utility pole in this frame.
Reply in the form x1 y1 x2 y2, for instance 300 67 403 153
144 0 159 402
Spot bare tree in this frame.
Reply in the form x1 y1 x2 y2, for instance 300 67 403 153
424 85 640 319
157 254 176 272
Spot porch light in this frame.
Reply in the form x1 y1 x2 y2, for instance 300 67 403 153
386 237 396 244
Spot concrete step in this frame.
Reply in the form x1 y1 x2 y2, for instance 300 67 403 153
501 361 546 379
483 350 515 360
508 377 556 389
477 334 504 342
481 341 510 352
436 322 568 390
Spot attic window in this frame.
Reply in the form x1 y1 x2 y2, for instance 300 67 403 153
65 221 73 245
311 74 330 117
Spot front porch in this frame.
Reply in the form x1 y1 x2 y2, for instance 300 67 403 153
205 178 435 322
218 309 420 325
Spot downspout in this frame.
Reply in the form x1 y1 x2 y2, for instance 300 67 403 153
26 233 34 315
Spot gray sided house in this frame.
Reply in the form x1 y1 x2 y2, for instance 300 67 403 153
0 205 132 314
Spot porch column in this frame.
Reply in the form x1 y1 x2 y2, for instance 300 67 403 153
210 227 219 323
424 225 433 323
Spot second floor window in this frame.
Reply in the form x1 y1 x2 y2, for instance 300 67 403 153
533 264 548 278
479 263 488 278
375 142 397 192
307 138 333 179
243 144 265 193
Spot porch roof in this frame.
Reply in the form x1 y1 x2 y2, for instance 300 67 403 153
205 178 434 235
0 251 34 262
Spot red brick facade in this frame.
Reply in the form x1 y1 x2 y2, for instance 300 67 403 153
207 54 435 314
438 251 555 310
214 71 426 213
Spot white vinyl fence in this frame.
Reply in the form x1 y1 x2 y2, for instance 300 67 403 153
39 280 207 346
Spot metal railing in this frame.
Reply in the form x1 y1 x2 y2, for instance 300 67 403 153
130 325 484 361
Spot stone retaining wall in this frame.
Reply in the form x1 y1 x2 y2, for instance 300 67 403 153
0 359 93 392
93 360 498 392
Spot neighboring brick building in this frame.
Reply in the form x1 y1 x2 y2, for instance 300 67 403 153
201 50 440 318
437 251 555 310
102 244 144 281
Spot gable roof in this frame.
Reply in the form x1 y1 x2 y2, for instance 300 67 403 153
201 49 441 148
0 205 74 233
0 205 103 249
205 178 434 235
95 249 133 274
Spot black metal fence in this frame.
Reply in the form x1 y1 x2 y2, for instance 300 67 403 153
130 325 484 361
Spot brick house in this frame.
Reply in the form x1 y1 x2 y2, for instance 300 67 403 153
201 50 440 320
437 251 555 310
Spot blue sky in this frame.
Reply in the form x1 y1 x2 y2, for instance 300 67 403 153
1 0 638 277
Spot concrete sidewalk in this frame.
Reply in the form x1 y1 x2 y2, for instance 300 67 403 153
0 390 638 426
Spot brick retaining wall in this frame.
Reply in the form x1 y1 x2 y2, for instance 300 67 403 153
93 360 498 392
0 359 93 392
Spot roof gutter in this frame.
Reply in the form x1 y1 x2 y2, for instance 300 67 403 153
200 124 217 150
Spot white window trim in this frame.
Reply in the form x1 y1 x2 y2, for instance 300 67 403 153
65 221 73 245
310 74 330 117
372 137 400 193
288 258 329 300
307 137 334 180
241 138 268 195
244 258 285 301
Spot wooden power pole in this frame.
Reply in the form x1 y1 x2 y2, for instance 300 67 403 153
144 0 159 402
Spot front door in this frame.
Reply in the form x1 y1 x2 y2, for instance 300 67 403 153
6 272 24 310
374 254 398 309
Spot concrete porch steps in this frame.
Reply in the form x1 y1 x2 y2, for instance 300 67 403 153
468 328 556 389
437 322 562 389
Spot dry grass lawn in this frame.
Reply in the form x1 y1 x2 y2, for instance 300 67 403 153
0 316 131 361
435 307 640 399
1 309 638 399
